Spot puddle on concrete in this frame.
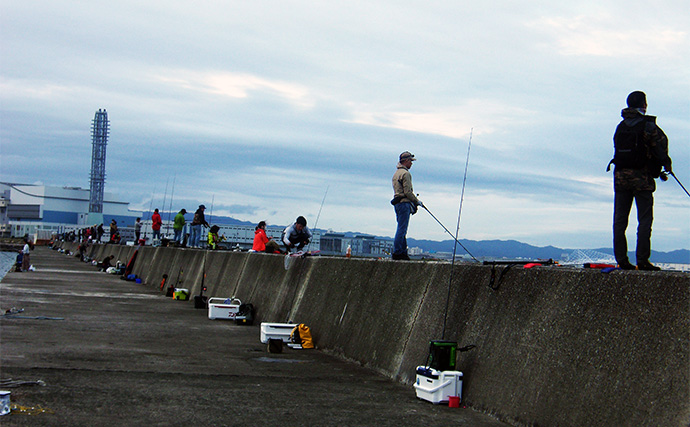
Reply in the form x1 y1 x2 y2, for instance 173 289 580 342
255 357 310 363
0 287 161 300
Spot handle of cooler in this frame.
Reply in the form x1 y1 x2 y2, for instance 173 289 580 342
413 379 453 393
208 297 242 305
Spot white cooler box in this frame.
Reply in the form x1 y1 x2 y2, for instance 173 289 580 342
208 297 241 320
260 323 297 343
414 366 463 404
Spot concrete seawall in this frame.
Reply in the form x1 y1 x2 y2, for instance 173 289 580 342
57 242 690 426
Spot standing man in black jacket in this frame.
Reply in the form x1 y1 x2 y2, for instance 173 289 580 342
610 91 672 271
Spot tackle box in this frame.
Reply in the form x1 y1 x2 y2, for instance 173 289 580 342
208 297 241 320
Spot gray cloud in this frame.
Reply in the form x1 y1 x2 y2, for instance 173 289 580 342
1 1 688 251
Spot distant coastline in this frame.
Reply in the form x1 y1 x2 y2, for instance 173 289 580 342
142 210 690 264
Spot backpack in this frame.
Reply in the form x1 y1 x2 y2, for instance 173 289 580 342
612 119 648 170
290 323 314 349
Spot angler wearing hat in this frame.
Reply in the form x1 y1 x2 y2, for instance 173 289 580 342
391 151 422 260
610 91 672 271
282 216 312 253
190 205 210 248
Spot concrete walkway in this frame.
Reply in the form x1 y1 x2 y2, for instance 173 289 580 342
1 247 507 426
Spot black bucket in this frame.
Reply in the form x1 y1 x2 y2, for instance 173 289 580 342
427 340 457 371
193 295 208 309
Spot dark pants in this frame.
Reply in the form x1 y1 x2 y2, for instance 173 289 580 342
613 189 653 265
284 235 308 252
394 202 412 255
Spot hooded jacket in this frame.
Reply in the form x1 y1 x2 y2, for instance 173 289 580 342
252 228 269 252
173 211 186 231
151 212 162 231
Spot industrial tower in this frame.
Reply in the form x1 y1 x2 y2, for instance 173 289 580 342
88 109 109 215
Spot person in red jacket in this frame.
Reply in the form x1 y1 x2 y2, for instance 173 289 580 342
152 208 163 241
252 221 281 253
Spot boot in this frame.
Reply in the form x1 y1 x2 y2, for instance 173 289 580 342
637 261 661 271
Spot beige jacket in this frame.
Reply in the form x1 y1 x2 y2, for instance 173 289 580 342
392 163 419 205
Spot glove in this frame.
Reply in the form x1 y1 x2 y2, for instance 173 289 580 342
417 200 424 208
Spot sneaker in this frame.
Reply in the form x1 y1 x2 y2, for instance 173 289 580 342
637 262 661 271
618 262 637 270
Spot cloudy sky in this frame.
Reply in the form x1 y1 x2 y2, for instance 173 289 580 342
1 1 688 251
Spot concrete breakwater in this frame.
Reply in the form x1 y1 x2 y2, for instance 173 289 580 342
56 241 689 427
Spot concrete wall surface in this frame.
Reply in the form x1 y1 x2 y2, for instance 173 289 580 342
54 242 690 427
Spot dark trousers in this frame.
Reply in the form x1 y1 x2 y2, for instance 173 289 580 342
284 235 308 252
394 202 412 255
613 189 653 264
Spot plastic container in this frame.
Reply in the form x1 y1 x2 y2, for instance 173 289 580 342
414 366 463 404
172 288 189 300
260 322 297 343
208 297 241 320
0 391 10 416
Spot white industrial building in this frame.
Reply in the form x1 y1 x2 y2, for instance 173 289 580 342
0 182 142 240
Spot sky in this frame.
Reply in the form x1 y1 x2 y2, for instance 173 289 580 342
1 1 689 252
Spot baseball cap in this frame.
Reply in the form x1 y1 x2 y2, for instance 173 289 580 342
399 151 416 161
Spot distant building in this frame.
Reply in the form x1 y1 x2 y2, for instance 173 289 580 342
408 247 423 256
0 182 142 240
320 232 393 257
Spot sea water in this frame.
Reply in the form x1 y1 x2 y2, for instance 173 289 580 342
0 252 17 281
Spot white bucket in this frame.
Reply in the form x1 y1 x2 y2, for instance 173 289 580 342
0 390 10 416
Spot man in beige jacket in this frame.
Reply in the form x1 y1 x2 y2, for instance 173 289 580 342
391 151 421 260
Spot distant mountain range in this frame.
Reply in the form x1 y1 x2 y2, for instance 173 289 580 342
405 238 690 264
149 211 690 264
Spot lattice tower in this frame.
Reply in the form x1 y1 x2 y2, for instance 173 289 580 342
89 109 109 213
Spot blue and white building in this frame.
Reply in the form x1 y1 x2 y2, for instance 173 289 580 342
0 182 142 239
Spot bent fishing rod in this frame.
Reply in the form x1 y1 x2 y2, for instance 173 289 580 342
421 203 479 263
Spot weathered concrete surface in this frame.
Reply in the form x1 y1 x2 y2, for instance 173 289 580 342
56 242 690 426
0 247 504 426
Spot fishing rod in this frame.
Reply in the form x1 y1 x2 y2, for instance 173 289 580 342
144 185 157 240
166 174 176 236
454 127 473 261
307 186 329 252
209 194 215 223
421 204 478 263
662 171 690 198
442 128 474 339
161 177 169 225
